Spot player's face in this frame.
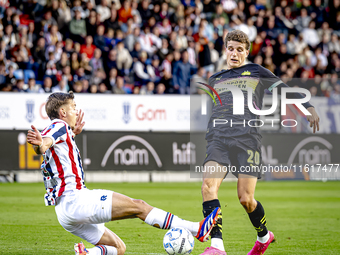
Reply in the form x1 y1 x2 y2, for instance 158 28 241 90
225 41 249 69
63 99 78 130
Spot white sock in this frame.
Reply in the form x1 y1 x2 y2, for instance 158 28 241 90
145 208 200 236
257 232 269 243
211 238 225 251
87 245 117 255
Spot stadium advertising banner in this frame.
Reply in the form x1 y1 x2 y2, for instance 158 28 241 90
1 93 340 133
0 93 191 132
1 131 339 181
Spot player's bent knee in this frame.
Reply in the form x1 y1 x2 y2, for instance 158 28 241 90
117 241 126 255
132 199 152 215
239 195 256 212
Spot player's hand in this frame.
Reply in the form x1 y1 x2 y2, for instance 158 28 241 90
27 125 43 146
73 109 85 136
306 107 320 133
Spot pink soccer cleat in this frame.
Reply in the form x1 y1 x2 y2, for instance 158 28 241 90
200 247 227 255
248 231 275 255
74 242 88 255
195 207 221 242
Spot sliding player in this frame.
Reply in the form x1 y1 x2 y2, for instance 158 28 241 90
27 92 220 255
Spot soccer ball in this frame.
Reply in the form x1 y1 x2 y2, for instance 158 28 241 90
163 227 194 255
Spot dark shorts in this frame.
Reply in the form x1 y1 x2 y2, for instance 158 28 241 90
203 136 262 178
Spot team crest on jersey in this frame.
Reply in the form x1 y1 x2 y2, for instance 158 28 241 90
241 71 251 75
44 124 55 134
101 195 107 201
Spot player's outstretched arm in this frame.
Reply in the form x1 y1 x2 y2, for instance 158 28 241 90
306 107 320 133
73 109 85 136
26 125 53 154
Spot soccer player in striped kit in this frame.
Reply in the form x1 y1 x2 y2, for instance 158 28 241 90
27 92 220 255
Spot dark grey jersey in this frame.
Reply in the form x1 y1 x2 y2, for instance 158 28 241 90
206 63 283 140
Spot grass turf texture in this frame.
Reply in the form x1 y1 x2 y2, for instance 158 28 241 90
0 181 339 255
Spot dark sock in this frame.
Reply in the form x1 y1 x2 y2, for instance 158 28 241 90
248 201 268 237
202 199 222 239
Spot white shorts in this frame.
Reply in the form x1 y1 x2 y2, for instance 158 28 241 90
55 188 113 245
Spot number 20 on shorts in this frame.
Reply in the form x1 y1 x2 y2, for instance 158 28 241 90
247 150 260 165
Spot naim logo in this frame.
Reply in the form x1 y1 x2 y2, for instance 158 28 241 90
198 82 311 116
101 135 162 167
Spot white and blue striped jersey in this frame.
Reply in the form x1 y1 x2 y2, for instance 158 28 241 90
41 119 86 206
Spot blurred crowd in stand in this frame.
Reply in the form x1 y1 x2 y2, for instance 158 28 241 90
0 0 339 101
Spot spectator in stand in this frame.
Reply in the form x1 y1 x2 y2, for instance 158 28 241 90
106 68 118 89
57 0 72 33
10 36 32 70
156 39 171 63
329 34 340 54
42 76 53 93
80 35 96 59
62 65 73 89
26 78 43 93
139 26 158 55
52 79 68 93
139 0 152 24
156 83 166 94
302 21 320 48
133 51 155 86
89 68 106 86
190 67 206 94
98 82 110 93
56 52 70 71
97 0 111 22
112 76 126 94
73 81 83 93
104 6 120 31
140 81 155 94
86 10 98 38
69 8 87 44
45 24 63 46
5 65 16 87
172 50 196 94
94 24 109 53
79 53 92 74
116 41 133 75
118 0 133 24
150 55 162 84
104 28 116 50
63 39 74 57
105 49 117 74
45 52 58 77
90 48 104 74
125 27 141 52
152 3 161 23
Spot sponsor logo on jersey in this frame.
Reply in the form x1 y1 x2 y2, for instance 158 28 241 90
101 195 107 201
241 71 251 75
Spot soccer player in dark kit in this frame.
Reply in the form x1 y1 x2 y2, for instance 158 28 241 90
199 30 320 255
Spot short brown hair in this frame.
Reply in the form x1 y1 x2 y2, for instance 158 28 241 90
45 92 74 120
224 30 250 50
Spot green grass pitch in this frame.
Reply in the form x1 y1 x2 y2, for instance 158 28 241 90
0 181 339 254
